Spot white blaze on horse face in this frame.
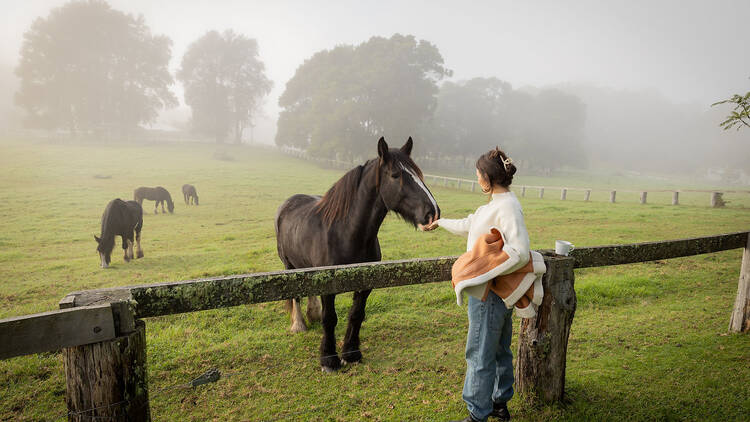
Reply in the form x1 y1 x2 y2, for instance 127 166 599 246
400 163 438 217
99 252 108 268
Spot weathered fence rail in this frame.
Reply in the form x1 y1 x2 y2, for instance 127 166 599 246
1 231 748 420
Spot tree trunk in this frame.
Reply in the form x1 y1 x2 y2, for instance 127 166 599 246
63 320 150 421
729 234 750 333
516 254 576 404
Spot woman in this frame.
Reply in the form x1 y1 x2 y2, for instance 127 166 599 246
422 147 531 422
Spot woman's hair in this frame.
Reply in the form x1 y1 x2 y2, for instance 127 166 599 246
476 147 517 189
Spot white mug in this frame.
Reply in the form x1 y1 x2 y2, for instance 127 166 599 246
555 240 575 256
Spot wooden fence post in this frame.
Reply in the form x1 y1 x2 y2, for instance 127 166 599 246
640 191 647 205
471 182 476 192
457 180 462 190
729 233 750 333
560 188 567 200
672 191 679 206
539 188 544 199
516 255 576 404
63 307 150 421
443 177 448 187
584 190 591 202
610 190 616 203
521 186 526 197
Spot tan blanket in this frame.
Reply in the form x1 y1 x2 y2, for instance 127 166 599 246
451 228 546 318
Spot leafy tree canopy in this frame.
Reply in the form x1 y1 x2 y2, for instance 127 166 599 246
276 34 451 159
712 89 750 131
178 30 272 143
15 0 176 136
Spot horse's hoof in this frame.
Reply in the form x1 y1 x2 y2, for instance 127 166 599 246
320 355 341 371
136 251 144 259
123 256 130 263
290 323 307 333
321 366 338 373
342 349 362 364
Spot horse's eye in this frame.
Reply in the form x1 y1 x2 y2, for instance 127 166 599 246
391 171 401 179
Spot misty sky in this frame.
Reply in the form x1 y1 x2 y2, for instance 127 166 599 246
3 0 750 139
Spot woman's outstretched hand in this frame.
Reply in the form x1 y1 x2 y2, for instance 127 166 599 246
419 218 439 232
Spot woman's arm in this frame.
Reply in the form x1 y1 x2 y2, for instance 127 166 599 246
496 202 531 263
434 213 475 236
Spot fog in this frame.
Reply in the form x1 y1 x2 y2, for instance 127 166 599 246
2 0 749 180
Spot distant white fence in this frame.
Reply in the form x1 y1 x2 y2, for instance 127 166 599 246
279 148 750 208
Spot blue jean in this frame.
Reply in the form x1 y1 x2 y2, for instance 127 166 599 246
462 290 515 421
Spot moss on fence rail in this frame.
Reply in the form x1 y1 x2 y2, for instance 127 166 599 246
570 231 748 268
64 257 457 318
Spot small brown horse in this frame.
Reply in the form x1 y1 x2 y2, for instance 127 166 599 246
134 186 174 214
182 184 199 205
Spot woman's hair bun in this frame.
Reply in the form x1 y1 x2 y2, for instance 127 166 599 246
476 146 516 188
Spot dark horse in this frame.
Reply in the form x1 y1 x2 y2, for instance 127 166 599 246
95 198 143 268
134 186 174 214
275 137 440 371
182 184 199 205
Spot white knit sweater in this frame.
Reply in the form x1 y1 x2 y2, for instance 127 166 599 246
439 191 531 273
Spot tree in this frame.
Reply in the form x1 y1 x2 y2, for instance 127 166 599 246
14 0 176 137
426 79 587 173
178 30 272 143
712 89 750 131
276 34 451 158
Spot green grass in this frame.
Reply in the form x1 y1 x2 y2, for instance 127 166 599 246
0 138 749 421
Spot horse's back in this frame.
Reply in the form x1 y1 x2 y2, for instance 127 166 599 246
102 198 138 235
275 194 325 268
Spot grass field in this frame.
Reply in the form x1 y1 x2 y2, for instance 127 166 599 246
0 138 749 421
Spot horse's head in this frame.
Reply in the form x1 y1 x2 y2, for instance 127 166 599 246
94 235 112 268
194 195 199 206
377 137 440 227
167 201 174 213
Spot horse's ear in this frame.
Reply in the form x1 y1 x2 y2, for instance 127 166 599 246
377 137 390 162
401 137 413 156
94 235 101 243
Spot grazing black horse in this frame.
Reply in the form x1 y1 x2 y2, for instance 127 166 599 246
182 184 199 205
134 186 174 214
275 137 440 372
95 199 143 268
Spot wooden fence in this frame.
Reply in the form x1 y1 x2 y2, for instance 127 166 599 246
424 174 750 208
1 231 749 420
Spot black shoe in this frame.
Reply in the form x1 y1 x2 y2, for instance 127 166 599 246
490 401 510 421
449 416 480 422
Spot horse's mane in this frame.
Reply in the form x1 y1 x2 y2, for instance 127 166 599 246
314 153 424 226
315 162 369 226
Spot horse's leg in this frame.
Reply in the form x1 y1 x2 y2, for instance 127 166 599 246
307 295 322 322
184 193 189 205
154 201 158 214
161 200 166 213
341 289 371 364
289 297 307 333
135 227 143 258
320 294 340 372
126 238 134 260
122 237 130 262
